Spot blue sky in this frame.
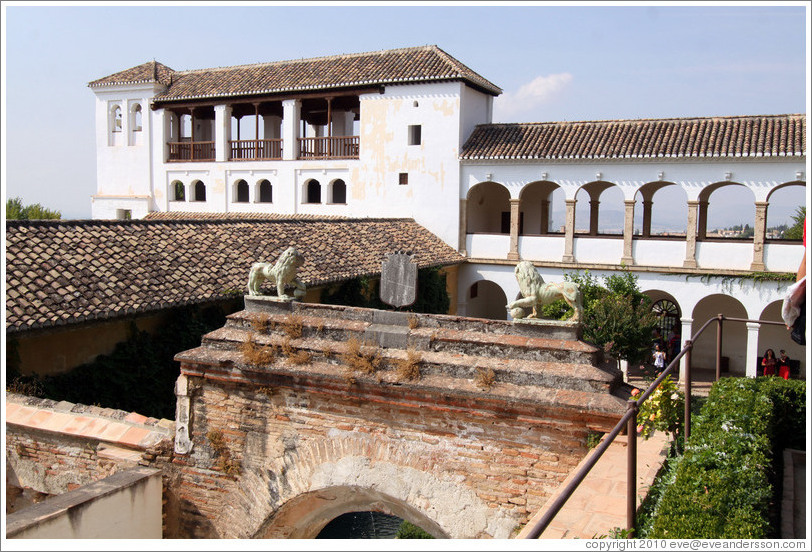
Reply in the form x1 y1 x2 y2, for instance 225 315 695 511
2 2 809 222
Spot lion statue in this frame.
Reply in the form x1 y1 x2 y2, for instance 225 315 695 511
247 246 306 300
506 261 583 322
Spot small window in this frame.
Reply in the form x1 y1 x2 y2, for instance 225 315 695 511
305 179 321 204
117 209 132 220
171 180 185 201
408 125 421 146
112 105 122 132
193 180 206 202
235 180 249 203
258 180 273 203
399 173 409 186
331 180 346 204
133 104 142 131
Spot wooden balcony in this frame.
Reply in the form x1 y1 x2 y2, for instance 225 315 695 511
230 139 283 161
168 141 215 162
298 136 359 160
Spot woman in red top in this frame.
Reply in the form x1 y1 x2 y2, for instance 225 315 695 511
761 349 777 376
778 350 791 380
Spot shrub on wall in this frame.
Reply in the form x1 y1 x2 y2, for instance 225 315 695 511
639 377 805 539
320 267 450 314
6 304 229 420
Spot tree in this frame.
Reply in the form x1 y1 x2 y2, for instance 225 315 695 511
6 197 61 220
542 269 658 364
783 206 806 240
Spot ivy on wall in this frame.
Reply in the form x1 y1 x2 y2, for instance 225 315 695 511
6 304 230 420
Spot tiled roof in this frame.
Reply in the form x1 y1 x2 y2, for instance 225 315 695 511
460 114 806 160
88 61 175 88
100 45 501 103
5 217 464 334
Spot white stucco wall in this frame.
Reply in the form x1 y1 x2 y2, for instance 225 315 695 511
92 84 163 219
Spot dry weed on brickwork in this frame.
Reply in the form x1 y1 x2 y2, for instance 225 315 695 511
206 429 241 476
281 314 304 339
475 367 496 389
281 337 312 365
408 315 419 329
340 337 382 375
249 313 271 334
393 348 422 382
241 337 276 366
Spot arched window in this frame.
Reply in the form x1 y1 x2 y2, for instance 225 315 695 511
258 180 273 203
652 299 681 337
133 104 142 131
331 179 347 204
171 180 185 201
112 105 122 132
235 180 249 203
305 179 321 204
193 180 206 202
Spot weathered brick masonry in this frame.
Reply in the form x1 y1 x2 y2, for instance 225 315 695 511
169 299 633 538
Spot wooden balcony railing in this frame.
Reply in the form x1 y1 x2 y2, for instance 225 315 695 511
230 139 283 161
298 136 359 160
168 141 215 162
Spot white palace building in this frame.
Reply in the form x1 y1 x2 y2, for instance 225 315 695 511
88 45 807 378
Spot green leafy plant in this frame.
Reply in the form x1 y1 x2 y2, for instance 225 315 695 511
395 520 434 539
634 376 685 447
639 377 805 539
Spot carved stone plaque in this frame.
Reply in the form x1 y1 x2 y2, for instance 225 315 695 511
380 252 417 308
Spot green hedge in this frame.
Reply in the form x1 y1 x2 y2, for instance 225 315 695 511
642 377 805 539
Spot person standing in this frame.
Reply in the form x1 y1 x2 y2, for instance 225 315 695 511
652 343 666 375
761 349 777 377
778 350 791 380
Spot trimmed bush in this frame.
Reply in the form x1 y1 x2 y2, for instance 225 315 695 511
642 377 805 539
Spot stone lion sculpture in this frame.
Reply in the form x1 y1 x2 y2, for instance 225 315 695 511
506 261 583 322
247 246 306 300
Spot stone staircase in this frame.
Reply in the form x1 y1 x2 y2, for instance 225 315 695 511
176 297 633 425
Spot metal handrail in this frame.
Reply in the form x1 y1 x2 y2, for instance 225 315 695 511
520 314 788 539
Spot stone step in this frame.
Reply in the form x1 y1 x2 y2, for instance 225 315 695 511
224 310 597 365
243 296 581 341
174 345 629 421
198 327 620 394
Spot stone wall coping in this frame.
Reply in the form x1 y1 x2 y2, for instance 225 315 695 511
5 466 161 538
4 393 173 451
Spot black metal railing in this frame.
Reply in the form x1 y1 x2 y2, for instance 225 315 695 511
520 314 787 539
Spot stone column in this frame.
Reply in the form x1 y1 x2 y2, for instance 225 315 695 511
679 317 693 383
697 200 709 240
214 104 232 163
459 198 468 256
683 200 699 268
750 201 768 271
746 322 761 378
508 198 521 261
589 199 600 236
174 375 193 454
622 199 636 265
642 200 653 237
540 199 550 234
282 99 301 161
563 198 576 262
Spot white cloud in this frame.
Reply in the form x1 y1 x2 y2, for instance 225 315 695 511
493 73 574 121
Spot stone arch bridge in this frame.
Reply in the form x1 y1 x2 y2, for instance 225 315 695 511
166 297 631 538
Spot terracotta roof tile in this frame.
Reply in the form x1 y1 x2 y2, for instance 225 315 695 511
88 61 175 88
6 217 463 334
460 114 806 160
89 45 501 102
